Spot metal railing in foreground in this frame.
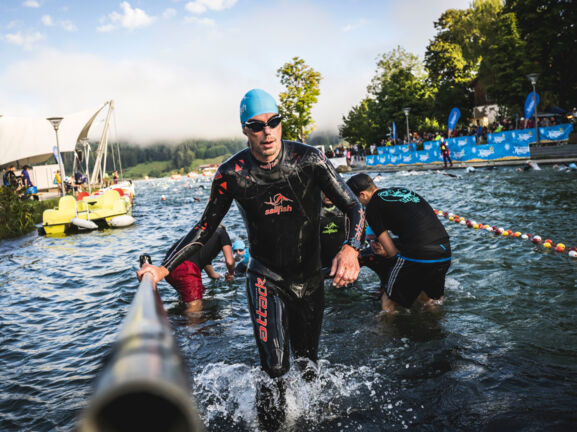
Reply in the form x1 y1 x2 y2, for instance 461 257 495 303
78 256 204 432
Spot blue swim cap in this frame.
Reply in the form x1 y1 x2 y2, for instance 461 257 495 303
569 162 577 170
240 89 278 124
232 240 245 250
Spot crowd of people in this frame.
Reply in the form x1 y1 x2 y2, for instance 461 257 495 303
1 165 36 199
325 112 574 160
137 88 452 431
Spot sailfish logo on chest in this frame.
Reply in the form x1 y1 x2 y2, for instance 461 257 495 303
264 193 293 216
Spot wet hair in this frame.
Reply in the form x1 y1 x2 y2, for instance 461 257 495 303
346 173 375 196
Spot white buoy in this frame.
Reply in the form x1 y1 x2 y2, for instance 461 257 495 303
108 215 135 227
569 250 577 258
71 217 98 230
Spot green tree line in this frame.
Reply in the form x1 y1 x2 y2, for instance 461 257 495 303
52 138 246 178
340 0 577 146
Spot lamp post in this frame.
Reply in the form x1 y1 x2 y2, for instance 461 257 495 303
47 117 66 196
526 73 539 145
402 107 411 143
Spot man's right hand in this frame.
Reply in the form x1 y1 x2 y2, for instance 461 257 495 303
136 263 169 284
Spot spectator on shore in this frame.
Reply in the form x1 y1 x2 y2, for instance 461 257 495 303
21 165 33 188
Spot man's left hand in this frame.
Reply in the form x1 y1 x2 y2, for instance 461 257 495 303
330 244 360 287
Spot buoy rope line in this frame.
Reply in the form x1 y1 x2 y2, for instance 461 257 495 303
433 209 577 258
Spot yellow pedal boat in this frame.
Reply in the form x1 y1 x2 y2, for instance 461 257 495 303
42 189 134 235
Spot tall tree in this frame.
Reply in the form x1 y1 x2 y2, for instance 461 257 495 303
339 98 379 147
505 0 577 110
276 57 322 142
368 46 433 138
477 11 530 115
425 8 476 123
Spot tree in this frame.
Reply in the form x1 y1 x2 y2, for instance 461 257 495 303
505 0 577 110
425 9 476 123
339 98 379 147
276 57 322 142
339 47 433 146
477 11 530 114
368 46 433 138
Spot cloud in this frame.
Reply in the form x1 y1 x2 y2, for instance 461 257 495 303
184 16 216 26
41 14 78 31
97 2 156 32
185 0 237 15
22 0 40 8
342 18 368 33
60 20 77 32
41 15 53 26
2 31 45 50
0 49 250 143
162 8 177 19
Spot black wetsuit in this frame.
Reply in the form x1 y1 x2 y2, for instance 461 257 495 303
319 203 346 268
165 226 231 270
162 140 364 377
358 247 395 295
440 141 452 167
366 187 451 307
164 226 232 302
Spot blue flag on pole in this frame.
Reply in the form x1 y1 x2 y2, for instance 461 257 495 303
448 107 461 131
524 91 539 118
53 146 59 163
392 121 396 140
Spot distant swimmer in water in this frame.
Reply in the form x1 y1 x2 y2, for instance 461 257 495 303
232 239 250 276
347 173 451 314
523 161 541 171
137 88 364 430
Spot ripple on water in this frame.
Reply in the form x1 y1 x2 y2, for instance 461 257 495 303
1 170 577 431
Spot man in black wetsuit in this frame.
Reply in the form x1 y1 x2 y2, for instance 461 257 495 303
346 173 451 314
137 88 364 428
164 225 235 313
319 193 347 269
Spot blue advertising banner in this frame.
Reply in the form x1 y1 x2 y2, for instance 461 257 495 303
53 145 60 163
377 146 386 156
377 154 389 165
448 107 461 130
366 155 376 166
539 123 573 141
511 129 535 145
414 150 437 164
487 130 514 145
400 153 414 165
397 144 411 154
524 91 539 118
424 140 436 151
392 121 396 140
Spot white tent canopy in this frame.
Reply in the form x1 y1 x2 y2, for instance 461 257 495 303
0 102 108 167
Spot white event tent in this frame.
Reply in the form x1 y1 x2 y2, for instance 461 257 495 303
0 103 108 168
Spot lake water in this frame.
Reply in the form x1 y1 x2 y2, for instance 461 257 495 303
1 166 577 431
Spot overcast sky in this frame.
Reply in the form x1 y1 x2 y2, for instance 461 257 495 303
0 0 470 143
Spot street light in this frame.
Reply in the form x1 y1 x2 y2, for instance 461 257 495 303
402 107 411 143
47 117 66 196
526 73 539 145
